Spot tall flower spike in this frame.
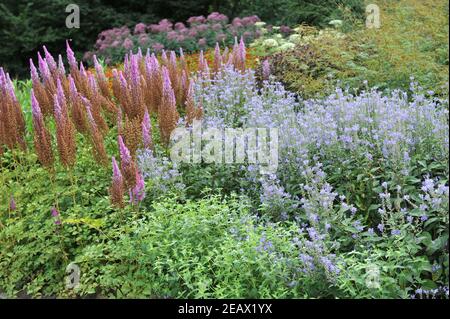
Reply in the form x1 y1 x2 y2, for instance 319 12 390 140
110 156 125 208
142 110 153 149
30 59 40 83
118 135 137 188
158 67 179 145
58 54 66 75
38 52 51 81
129 170 145 205
54 81 76 167
31 90 54 167
238 37 246 71
82 96 108 164
43 45 57 71
213 43 222 73
66 40 77 69
262 59 271 80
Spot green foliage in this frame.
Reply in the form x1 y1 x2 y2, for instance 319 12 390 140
258 0 449 98
217 0 365 27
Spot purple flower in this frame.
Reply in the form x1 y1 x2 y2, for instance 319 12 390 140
129 170 146 205
51 207 61 225
9 195 16 211
262 59 271 80
142 110 152 149
377 224 384 232
391 229 401 236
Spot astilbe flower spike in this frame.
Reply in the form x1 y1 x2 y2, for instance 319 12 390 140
0 68 26 152
31 90 54 167
118 135 138 188
109 156 125 208
142 110 153 149
262 59 271 80
54 79 76 167
30 59 52 116
82 96 108 165
129 169 146 205
68 75 88 134
185 81 203 126
213 43 222 72
158 67 180 146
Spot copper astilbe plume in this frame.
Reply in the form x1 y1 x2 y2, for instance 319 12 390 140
142 110 153 149
231 37 247 72
185 81 203 126
54 79 76 167
68 75 88 134
82 97 108 165
93 55 112 99
30 59 52 117
118 135 137 189
158 67 180 146
123 116 143 158
0 68 26 152
85 73 109 134
109 156 125 208
31 90 54 167
168 51 182 106
213 43 223 74
143 53 162 114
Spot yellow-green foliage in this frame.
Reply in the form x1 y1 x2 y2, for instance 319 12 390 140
264 0 449 97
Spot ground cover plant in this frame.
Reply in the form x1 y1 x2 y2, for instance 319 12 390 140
0 0 449 299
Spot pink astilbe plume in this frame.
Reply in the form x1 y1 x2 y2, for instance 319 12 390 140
66 40 78 70
93 55 111 99
142 110 153 149
43 45 57 72
262 59 271 80
118 135 138 188
31 90 54 167
109 156 125 208
213 43 223 74
129 170 146 205
30 59 53 116
0 68 26 152
238 37 247 71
